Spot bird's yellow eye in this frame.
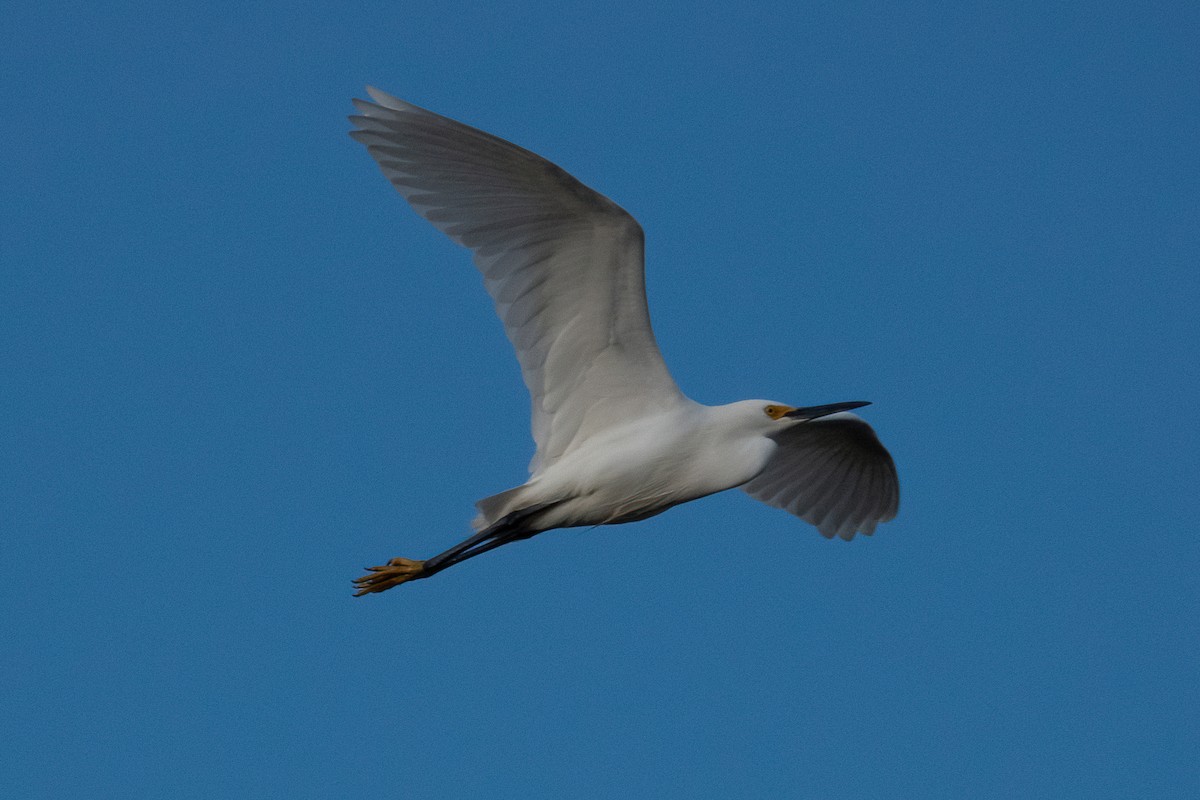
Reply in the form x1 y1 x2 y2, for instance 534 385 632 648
764 405 790 420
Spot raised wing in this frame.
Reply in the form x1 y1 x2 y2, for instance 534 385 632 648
349 88 685 475
742 413 899 540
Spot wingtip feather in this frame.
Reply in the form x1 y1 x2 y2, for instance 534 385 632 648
366 85 416 112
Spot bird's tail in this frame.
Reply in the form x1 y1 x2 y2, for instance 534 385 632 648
472 485 535 532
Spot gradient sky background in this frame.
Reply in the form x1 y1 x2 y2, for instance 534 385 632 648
3 1 1198 797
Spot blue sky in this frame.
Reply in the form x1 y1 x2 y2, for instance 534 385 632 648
3 1 1198 797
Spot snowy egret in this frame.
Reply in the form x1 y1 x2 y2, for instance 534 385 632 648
349 88 898 595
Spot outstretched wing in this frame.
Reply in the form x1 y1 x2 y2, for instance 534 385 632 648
349 88 685 475
742 413 899 540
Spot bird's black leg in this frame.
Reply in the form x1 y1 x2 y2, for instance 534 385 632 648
352 504 551 596
352 528 498 596
424 527 536 572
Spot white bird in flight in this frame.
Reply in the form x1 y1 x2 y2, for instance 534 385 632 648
349 87 898 595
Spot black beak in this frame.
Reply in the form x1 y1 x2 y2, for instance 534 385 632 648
784 401 871 421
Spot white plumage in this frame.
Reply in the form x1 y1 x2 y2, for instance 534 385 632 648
349 87 898 595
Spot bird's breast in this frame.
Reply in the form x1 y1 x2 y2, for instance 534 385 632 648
528 414 777 528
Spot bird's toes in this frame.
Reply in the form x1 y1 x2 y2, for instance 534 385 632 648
352 574 395 595
353 579 392 597
351 558 427 596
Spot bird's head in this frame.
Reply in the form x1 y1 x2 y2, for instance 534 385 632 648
763 400 868 424
717 399 872 436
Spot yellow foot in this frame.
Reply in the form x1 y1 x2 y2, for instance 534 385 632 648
352 557 427 596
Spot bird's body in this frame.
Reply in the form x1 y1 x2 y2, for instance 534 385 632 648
481 400 778 532
348 88 899 595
